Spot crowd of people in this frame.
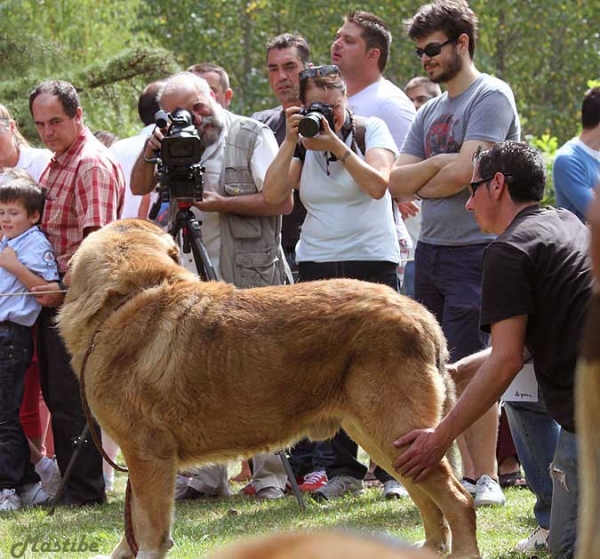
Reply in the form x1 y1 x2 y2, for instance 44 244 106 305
0 1 598 558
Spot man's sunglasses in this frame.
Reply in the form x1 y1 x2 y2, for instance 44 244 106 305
299 65 340 82
415 38 456 59
469 173 513 196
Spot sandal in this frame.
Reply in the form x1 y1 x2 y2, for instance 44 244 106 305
499 471 528 489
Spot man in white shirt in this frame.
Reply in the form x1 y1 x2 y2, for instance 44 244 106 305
131 72 292 500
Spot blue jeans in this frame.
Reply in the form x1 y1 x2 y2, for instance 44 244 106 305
505 391 559 530
0 322 38 490
505 393 579 558
414 242 489 361
548 429 578 558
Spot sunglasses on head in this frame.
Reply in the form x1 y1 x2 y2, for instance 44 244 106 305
299 65 340 82
415 38 456 59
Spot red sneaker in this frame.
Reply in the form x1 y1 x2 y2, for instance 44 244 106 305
241 483 256 496
298 471 328 492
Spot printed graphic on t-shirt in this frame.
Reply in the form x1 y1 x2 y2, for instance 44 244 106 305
43 250 56 266
425 114 461 158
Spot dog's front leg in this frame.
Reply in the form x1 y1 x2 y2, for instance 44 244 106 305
87 534 135 559
86 534 133 559
92 443 176 559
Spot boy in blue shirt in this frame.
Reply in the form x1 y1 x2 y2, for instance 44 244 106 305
0 177 59 511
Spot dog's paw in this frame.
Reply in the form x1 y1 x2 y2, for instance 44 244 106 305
413 539 449 556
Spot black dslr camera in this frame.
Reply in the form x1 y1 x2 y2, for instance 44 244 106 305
154 109 204 203
298 102 336 138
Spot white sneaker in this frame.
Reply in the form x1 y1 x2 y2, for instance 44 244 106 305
474 474 506 507
35 456 62 499
514 526 549 553
18 482 49 507
461 478 477 496
0 488 21 511
382 479 409 499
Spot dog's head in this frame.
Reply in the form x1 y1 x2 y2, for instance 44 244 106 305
59 218 192 332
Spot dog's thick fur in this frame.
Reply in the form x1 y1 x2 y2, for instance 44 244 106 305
207 531 438 559
575 290 600 559
57 219 479 559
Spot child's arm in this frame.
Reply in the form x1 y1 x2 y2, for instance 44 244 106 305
0 246 53 290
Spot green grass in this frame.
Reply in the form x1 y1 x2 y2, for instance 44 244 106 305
0 467 547 559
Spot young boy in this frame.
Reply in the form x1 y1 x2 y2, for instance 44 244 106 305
0 177 59 511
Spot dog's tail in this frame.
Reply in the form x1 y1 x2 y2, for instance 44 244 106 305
435 326 461 476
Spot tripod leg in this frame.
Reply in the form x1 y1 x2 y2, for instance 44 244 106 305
277 450 306 511
186 218 217 281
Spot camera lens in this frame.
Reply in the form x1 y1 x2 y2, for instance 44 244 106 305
298 114 322 138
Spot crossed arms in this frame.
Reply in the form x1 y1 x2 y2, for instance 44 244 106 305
389 139 495 200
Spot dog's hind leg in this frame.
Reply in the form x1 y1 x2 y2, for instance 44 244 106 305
342 422 450 555
116 447 178 559
407 461 479 559
362 435 478 557
397 482 451 555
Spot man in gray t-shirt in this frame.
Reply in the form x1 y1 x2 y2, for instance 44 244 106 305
389 0 520 509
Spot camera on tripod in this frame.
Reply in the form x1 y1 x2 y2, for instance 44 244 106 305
153 108 204 203
298 102 336 138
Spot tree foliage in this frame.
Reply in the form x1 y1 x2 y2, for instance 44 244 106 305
1 0 599 146
0 0 175 140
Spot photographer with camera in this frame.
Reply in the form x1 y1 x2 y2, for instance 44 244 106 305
130 72 293 500
263 65 399 501
132 71 292 285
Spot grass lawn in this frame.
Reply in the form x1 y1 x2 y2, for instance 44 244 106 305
0 465 547 559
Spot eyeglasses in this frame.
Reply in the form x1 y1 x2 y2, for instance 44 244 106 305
469 173 513 196
299 65 340 82
415 38 456 59
0 119 9 134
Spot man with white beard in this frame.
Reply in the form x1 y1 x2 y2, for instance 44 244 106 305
131 71 293 500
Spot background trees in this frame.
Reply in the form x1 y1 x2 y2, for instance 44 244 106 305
2 0 599 148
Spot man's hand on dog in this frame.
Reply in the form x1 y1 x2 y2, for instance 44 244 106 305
393 426 453 482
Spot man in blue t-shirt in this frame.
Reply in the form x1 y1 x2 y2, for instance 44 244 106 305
553 86 600 222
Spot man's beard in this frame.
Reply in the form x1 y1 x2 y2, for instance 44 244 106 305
431 52 463 84
196 107 225 153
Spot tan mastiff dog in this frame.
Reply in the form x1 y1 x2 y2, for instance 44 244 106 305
57 219 479 559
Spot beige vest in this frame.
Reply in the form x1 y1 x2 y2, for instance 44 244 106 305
217 112 285 288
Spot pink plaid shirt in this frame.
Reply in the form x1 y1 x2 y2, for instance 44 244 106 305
39 128 124 273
